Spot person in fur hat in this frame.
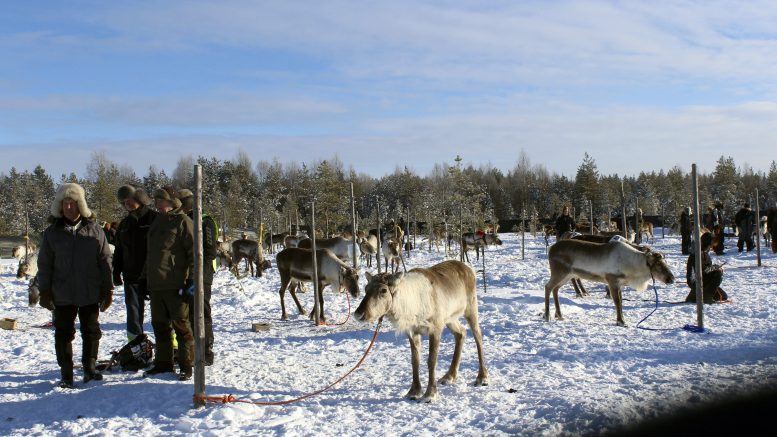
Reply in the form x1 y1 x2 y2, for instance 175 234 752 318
113 184 157 342
142 186 195 381
36 182 114 389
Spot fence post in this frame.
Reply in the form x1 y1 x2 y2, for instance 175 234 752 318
691 164 704 330
375 197 382 274
350 183 358 270
311 199 321 325
756 188 762 267
192 164 205 408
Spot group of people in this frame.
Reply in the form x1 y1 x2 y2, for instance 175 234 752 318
37 182 217 388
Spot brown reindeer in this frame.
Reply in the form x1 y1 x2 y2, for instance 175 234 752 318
545 239 674 326
275 248 360 321
231 239 269 277
382 237 402 273
354 260 489 402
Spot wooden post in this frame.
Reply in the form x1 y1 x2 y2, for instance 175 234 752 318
661 203 665 239
259 210 264 250
295 209 299 236
589 200 594 234
311 199 321 325
412 208 417 251
635 198 641 244
192 165 205 408
350 183 358 270
24 209 29 265
405 205 411 258
459 205 464 262
620 181 627 238
375 197 382 274
691 164 704 330
521 205 526 261
756 188 762 267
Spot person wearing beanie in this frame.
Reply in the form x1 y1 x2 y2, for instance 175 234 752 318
36 182 114 388
143 186 195 381
113 184 158 342
685 232 728 303
178 188 218 366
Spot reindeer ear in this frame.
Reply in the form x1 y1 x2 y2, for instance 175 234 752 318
365 271 373 282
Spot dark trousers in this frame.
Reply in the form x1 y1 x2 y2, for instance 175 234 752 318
681 232 691 255
124 282 147 340
53 304 101 378
150 290 193 369
188 283 214 361
737 235 754 252
686 269 726 303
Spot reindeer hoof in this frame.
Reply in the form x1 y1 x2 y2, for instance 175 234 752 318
419 391 439 403
404 388 423 400
281 315 288 321
616 320 627 327
439 374 457 385
474 376 489 386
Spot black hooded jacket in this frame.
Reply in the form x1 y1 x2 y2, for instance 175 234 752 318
113 205 158 282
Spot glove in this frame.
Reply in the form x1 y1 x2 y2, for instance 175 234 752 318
179 284 195 299
113 271 123 286
99 287 113 312
39 289 55 311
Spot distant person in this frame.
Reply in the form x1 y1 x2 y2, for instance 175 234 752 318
768 202 777 253
702 206 716 231
143 187 195 381
37 183 113 388
734 202 756 252
178 189 218 366
554 206 576 238
685 232 728 303
113 184 157 341
679 207 692 255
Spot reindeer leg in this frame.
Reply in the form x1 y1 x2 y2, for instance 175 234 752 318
289 281 305 315
465 310 489 386
421 332 440 403
318 281 326 323
440 320 465 385
278 277 291 320
608 280 626 327
553 285 563 320
405 333 423 400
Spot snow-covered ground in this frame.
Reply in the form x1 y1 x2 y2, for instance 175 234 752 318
1 232 776 436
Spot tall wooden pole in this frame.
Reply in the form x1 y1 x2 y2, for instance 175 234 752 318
311 199 321 325
589 200 594 234
691 164 704 330
620 180 627 238
756 188 762 267
192 164 205 408
376 197 382 274
521 204 526 261
350 183 358 270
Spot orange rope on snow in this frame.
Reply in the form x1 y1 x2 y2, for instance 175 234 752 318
193 320 382 406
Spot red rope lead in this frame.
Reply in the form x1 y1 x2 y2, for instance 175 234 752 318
193 320 382 406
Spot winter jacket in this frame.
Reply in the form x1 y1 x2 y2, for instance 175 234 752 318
554 214 576 237
768 207 777 237
686 249 713 288
145 209 194 292
680 211 692 235
37 216 113 307
113 205 158 283
186 211 218 285
734 208 755 236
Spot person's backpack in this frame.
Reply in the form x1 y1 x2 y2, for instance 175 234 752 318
99 334 154 372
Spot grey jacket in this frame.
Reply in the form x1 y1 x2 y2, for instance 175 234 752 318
37 216 113 306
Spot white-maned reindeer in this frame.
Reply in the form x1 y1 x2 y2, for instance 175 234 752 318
545 239 675 326
12 244 37 260
354 260 489 403
275 247 360 321
298 236 360 263
17 252 38 279
461 232 502 262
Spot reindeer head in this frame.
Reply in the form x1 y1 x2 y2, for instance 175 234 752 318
17 260 32 279
354 271 404 322
646 251 675 285
341 267 360 298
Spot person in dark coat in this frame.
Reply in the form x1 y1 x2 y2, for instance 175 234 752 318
767 203 777 254
713 201 725 253
113 184 158 341
37 183 114 388
734 203 756 252
685 232 728 303
680 207 692 255
143 187 195 381
702 206 716 231
554 205 576 238
178 189 218 366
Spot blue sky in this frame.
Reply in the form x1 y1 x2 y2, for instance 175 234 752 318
2 0 777 179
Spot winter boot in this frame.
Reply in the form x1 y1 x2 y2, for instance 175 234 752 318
59 366 75 389
144 361 174 377
178 366 193 381
83 358 103 383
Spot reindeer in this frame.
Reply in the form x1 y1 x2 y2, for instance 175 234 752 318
12 243 37 260
297 236 360 263
275 248 360 321
263 231 289 252
231 239 269 277
545 239 675 326
461 232 502 262
382 237 402 273
283 234 308 249
216 240 233 270
639 222 655 244
354 260 489 402
358 234 378 267
17 252 38 279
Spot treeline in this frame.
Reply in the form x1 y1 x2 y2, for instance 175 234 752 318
2 151 777 237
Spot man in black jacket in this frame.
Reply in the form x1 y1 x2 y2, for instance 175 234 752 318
113 185 158 341
178 189 218 366
734 202 756 252
768 203 777 253
680 207 692 255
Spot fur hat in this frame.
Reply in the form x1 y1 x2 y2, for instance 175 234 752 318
178 189 193 211
117 184 151 206
51 183 93 219
153 186 182 209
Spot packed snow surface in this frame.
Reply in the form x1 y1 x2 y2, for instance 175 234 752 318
1 232 776 436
